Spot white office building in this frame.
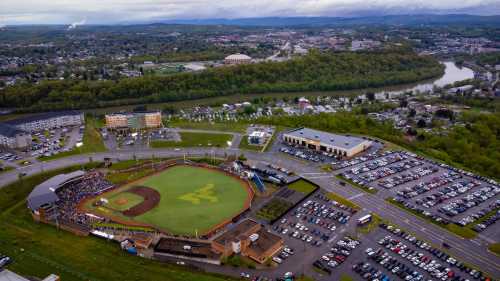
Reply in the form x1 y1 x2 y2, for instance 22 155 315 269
5 111 84 133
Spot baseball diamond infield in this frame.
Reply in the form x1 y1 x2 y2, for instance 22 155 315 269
83 164 253 236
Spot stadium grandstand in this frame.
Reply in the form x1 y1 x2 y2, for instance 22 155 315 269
27 170 113 235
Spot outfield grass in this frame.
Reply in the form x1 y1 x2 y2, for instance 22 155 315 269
150 132 232 148
386 197 477 239
287 179 317 194
107 159 146 171
92 165 250 236
39 116 107 161
105 168 155 184
107 158 166 171
326 192 360 211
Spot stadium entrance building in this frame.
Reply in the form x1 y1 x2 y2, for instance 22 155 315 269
212 219 283 264
282 127 372 158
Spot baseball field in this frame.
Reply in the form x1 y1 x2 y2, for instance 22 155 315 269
86 165 252 236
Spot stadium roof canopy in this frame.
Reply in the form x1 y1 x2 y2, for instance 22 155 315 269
27 170 85 211
224 53 252 60
284 127 367 150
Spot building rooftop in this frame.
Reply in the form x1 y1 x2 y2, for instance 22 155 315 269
213 219 259 246
0 123 25 137
27 170 85 211
155 237 221 260
5 111 82 126
225 53 252 61
105 111 161 117
247 228 283 257
284 127 368 150
0 270 30 281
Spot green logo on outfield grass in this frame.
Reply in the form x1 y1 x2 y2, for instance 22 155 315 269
178 184 218 204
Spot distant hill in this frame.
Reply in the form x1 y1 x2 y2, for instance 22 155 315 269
158 14 500 27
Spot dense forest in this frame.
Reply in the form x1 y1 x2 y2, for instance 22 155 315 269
455 51 500 66
0 50 444 112
258 111 500 180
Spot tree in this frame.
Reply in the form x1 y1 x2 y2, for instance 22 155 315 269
408 108 416 117
407 127 418 136
366 92 375 101
417 119 427 128
133 105 148 112
243 106 256 115
1 51 444 111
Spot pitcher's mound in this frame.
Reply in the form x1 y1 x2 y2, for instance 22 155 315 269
115 198 129 205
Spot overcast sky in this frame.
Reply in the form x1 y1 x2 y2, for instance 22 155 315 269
0 0 499 25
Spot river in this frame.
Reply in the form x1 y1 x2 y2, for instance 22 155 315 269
374 61 475 98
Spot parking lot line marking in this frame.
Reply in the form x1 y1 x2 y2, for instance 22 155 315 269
471 239 481 246
348 193 364 200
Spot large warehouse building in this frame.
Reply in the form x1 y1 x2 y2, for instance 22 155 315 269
282 127 372 158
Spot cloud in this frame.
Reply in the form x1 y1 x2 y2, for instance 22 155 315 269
0 0 498 24
67 18 86 30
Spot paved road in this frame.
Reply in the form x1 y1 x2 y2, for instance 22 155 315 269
1 147 499 279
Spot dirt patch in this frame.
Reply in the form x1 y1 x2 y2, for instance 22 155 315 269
115 198 129 205
122 186 161 217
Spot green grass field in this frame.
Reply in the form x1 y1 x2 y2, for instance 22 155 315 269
489 243 500 256
287 179 317 194
91 165 250 236
0 163 237 281
256 198 293 222
169 120 248 133
150 132 232 148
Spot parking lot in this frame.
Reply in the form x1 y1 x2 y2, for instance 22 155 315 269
28 126 83 158
334 150 500 241
350 223 495 281
103 128 180 150
257 184 496 281
263 190 363 278
0 151 23 163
